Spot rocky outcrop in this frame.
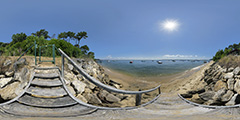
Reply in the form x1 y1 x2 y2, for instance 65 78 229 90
0 58 32 102
182 62 240 106
64 58 135 107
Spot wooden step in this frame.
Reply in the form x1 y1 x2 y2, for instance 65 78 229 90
34 73 59 79
1 102 97 117
17 94 77 108
35 67 59 70
31 78 62 87
26 86 67 98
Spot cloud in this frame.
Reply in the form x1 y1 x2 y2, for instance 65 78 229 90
163 54 198 59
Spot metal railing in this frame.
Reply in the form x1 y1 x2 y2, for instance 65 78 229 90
58 48 161 106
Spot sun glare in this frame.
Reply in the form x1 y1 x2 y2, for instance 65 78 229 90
161 19 180 32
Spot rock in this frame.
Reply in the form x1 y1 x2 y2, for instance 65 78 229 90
67 85 76 96
188 88 205 94
214 80 227 92
5 71 14 77
199 91 215 101
212 88 227 101
0 77 13 88
76 94 88 103
234 79 240 94
224 72 234 79
181 93 193 98
233 67 240 75
98 90 109 101
226 94 240 106
13 58 26 71
85 94 102 104
14 68 28 83
220 68 227 73
67 63 74 71
221 90 234 102
0 75 5 79
190 94 205 104
228 67 234 72
106 94 121 103
227 78 235 90
3 60 12 67
204 99 222 105
0 82 19 100
71 80 86 94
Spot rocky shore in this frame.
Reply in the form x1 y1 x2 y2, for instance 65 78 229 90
0 56 153 107
181 61 240 106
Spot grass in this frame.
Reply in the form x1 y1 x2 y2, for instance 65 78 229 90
218 55 240 68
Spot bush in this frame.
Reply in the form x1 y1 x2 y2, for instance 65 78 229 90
213 43 240 61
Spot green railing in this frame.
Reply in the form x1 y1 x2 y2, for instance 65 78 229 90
38 44 55 64
17 41 36 61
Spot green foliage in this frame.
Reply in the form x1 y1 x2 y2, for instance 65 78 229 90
32 29 50 39
213 43 240 61
11 32 27 45
1 30 94 59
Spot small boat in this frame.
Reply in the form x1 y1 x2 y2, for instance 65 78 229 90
157 61 162 64
172 60 176 62
130 61 133 64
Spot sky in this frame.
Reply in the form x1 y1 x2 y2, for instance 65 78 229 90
0 0 240 60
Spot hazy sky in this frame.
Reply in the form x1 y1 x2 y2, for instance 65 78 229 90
0 0 240 59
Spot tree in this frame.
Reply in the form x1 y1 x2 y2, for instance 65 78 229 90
32 29 50 39
80 45 89 54
58 32 67 40
67 31 75 43
11 32 27 44
75 31 88 48
87 52 95 59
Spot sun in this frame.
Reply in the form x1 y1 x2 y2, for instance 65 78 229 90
160 19 180 32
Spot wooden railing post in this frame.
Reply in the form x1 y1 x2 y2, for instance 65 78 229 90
136 94 142 106
62 54 64 78
158 87 161 94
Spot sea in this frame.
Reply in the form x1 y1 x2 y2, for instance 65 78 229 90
97 60 208 77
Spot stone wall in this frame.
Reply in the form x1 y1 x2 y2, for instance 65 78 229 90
182 62 240 106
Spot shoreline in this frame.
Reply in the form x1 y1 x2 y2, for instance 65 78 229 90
102 63 209 93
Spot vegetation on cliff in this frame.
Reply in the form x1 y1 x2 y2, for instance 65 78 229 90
0 29 94 59
213 43 240 61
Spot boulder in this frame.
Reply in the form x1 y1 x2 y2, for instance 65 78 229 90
0 77 13 88
234 79 240 94
0 75 5 79
181 93 193 98
14 68 28 83
233 67 240 75
13 58 26 71
224 72 234 79
227 78 235 90
105 94 121 103
221 90 234 102
212 88 227 101
190 94 205 104
67 63 74 71
5 71 14 77
214 80 227 92
76 94 88 103
3 60 12 67
228 67 234 72
71 80 86 94
85 94 102 104
0 82 19 100
67 85 76 96
199 91 215 101
225 94 240 106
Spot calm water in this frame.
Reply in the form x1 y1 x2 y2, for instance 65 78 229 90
98 60 207 77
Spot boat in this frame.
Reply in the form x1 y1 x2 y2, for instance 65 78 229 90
172 60 176 62
157 61 162 64
130 61 133 64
